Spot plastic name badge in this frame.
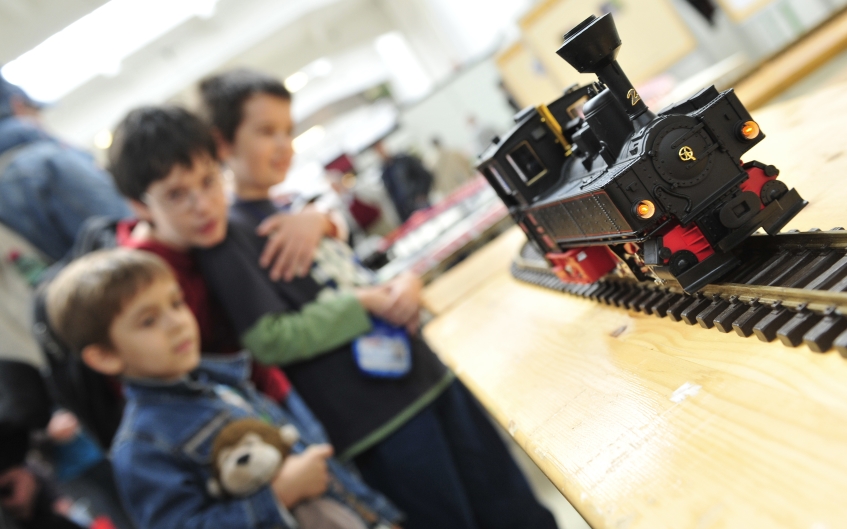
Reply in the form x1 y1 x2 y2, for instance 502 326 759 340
352 319 412 378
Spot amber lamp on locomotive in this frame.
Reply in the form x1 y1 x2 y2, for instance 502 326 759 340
635 200 656 219
738 120 760 141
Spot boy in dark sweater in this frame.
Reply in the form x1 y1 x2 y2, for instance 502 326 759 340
196 68 558 529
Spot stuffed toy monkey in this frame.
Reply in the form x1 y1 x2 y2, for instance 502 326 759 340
208 418 299 498
207 418 398 529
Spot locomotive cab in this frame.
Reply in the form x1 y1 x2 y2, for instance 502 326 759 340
478 85 595 253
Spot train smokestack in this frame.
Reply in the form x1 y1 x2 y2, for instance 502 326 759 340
556 14 650 123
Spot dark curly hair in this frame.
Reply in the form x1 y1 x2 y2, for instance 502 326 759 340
108 105 217 200
198 68 290 143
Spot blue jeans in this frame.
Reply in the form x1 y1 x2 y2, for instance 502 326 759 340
354 381 558 529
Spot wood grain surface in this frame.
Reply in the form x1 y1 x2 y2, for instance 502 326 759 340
734 6 847 111
422 78 847 528
422 225 524 315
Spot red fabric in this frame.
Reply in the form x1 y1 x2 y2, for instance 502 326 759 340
91 516 117 529
349 197 381 229
324 153 355 174
116 221 291 401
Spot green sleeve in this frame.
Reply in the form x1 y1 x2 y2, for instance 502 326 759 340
241 292 372 366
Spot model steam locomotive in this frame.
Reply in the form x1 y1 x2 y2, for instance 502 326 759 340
478 13 807 293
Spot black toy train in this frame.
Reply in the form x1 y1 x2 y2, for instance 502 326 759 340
478 13 807 293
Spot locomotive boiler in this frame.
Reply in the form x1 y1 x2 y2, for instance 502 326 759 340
478 13 807 293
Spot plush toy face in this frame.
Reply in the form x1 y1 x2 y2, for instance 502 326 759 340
216 432 283 497
209 418 299 498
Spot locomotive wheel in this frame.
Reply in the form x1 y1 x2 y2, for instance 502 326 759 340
761 180 789 205
669 250 698 277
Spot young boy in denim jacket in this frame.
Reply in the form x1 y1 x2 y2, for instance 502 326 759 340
45 248 402 529
196 69 558 529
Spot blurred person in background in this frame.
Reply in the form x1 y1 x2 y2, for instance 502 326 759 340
497 80 522 114
466 115 499 158
325 170 383 238
373 141 433 223
428 137 475 200
0 223 47 370
0 72 135 529
0 360 83 529
0 71 131 263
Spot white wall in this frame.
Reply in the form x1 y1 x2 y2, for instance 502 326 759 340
391 58 517 160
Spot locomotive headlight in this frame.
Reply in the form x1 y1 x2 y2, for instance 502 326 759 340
634 200 656 219
738 120 760 141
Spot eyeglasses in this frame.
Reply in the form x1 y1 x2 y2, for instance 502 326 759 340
143 171 224 212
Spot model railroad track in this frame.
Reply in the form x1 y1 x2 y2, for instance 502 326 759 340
510 228 847 357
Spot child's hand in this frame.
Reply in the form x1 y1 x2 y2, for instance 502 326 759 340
356 284 417 332
272 444 333 508
46 410 79 444
385 273 422 333
354 285 394 316
257 210 334 282
356 274 422 332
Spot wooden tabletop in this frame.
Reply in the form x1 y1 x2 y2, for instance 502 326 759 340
423 82 847 528
734 6 847 111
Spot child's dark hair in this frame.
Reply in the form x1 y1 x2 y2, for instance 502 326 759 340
199 68 290 143
108 106 217 200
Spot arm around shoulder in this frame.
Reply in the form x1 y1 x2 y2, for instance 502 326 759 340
241 291 372 366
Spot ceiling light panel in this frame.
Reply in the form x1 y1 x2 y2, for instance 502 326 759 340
284 71 309 93
1 0 219 102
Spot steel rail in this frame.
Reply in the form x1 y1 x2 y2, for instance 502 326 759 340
510 230 847 356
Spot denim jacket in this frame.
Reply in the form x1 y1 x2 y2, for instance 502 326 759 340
0 117 131 261
111 353 402 529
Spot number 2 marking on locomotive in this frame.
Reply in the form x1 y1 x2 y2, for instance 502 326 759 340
627 89 641 106
679 146 697 161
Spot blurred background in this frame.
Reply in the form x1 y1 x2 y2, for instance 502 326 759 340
3 0 846 277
